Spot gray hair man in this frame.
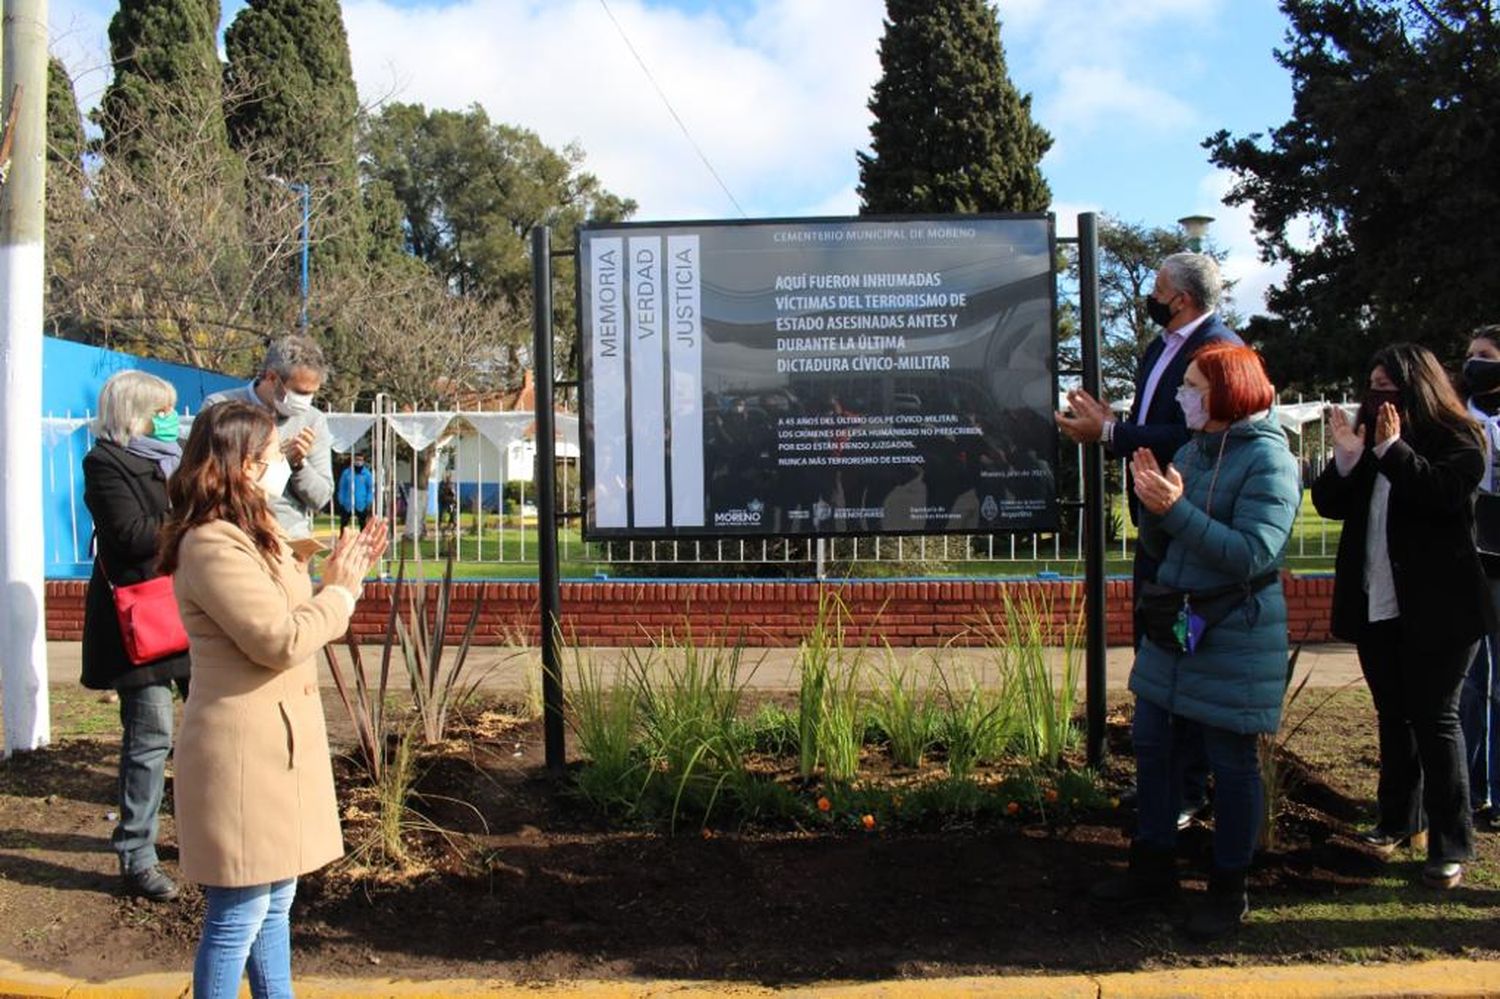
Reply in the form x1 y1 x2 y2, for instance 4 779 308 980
202 335 333 538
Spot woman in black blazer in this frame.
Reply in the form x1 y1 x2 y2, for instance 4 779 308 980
81 371 191 902
1311 343 1492 889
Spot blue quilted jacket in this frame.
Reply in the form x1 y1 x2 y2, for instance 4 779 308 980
1128 412 1302 734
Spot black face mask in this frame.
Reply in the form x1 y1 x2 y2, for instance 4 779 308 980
1465 357 1500 397
1145 294 1174 329
1359 388 1402 440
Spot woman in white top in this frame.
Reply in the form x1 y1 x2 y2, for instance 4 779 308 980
1311 342 1491 889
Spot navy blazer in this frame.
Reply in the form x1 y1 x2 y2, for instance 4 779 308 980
1108 313 1241 467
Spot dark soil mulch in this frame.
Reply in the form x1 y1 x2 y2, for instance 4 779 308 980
2 689 1497 985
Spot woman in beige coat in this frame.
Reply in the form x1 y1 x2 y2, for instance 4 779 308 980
159 402 386 999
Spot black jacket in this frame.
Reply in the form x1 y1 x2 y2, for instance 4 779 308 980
80 440 191 690
1108 313 1242 467
1311 422 1495 649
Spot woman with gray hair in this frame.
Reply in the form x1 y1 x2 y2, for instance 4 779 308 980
81 369 191 902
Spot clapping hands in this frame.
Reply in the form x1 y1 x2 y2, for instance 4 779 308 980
1131 448 1183 515
321 517 389 593
1326 405 1366 467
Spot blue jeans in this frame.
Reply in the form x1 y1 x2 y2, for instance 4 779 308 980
113 681 181 873
1133 696 1262 870
194 879 297 999
1461 632 1500 812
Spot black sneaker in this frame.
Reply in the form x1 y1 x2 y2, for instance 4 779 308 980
123 865 179 902
1357 827 1426 856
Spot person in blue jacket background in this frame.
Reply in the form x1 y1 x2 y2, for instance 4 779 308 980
1091 343 1301 941
337 453 374 530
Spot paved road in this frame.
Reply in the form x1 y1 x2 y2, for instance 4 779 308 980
43 640 1366 694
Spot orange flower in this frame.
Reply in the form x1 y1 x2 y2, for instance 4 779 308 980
861 814 876 831
1044 788 1060 804
1006 801 1020 816
817 796 832 813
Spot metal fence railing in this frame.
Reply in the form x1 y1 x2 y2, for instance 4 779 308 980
42 398 1349 578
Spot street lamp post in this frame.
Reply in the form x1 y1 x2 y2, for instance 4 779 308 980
267 175 312 332
1177 214 1215 253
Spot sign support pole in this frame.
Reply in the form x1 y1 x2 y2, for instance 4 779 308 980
531 225 566 777
1078 213 1107 767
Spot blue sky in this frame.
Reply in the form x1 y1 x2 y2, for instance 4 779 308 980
48 0 1297 311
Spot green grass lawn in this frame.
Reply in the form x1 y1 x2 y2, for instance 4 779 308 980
361 492 1343 580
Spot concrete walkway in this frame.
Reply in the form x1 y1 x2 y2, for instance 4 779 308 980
2 956 1497 998
43 640 1367 696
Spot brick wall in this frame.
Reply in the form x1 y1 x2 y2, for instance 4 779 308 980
46 575 1336 646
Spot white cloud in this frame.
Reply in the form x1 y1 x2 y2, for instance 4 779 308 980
1196 169 1286 318
343 0 883 220
1002 0 1225 147
1047 65 1195 136
1048 200 1104 240
48 0 115 105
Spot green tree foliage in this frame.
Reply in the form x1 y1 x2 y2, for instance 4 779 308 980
857 0 1052 215
1207 0 1500 390
45 59 88 342
359 102 636 377
98 0 231 164
46 58 85 167
1097 220 1235 393
224 0 368 265
1058 219 1233 396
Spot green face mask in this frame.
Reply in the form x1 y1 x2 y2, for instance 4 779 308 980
151 412 180 442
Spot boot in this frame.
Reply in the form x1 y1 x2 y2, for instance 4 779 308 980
1090 841 1178 905
1184 866 1249 941
122 864 179 902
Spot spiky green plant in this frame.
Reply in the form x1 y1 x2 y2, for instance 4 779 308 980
869 649 939 769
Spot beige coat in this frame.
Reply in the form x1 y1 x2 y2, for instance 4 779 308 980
172 520 352 887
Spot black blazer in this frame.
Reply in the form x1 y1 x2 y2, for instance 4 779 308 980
1109 313 1241 465
80 440 191 690
1311 422 1495 648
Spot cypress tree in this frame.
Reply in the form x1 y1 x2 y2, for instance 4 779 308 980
46 59 85 168
224 0 367 264
98 0 230 162
857 0 1052 215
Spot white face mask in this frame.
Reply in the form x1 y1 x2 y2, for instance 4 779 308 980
257 457 293 499
1176 384 1210 431
275 387 315 418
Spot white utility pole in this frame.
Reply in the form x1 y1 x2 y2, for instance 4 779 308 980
1 0 51 754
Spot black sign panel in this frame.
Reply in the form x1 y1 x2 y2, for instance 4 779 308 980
578 215 1058 539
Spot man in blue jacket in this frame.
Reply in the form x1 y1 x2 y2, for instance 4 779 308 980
1056 253 1241 824
337 453 375 530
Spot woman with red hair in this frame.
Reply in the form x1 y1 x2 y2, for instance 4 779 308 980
1091 343 1301 940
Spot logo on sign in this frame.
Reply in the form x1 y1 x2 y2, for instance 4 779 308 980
812 500 832 525
713 498 765 527
981 495 999 521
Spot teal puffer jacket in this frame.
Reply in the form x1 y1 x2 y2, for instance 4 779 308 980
1128 412 1302 735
